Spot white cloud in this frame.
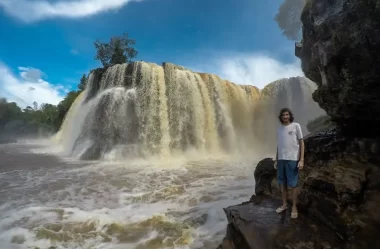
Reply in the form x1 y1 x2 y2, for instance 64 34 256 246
191 53 304 89
0 0 141 22
18 66 46 82
0 63 66 108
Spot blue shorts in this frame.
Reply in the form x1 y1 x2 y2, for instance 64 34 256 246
277 160 299 188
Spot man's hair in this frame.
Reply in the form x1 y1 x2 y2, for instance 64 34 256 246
278 107 294 124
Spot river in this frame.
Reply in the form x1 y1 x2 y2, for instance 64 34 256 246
0 141 256 249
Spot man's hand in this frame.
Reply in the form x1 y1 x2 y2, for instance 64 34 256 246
298 160 304 170
274 160 277 169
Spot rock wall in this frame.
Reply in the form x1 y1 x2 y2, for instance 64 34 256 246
296 0 380 136
295 0 380 245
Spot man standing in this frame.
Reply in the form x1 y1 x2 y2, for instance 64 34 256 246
274 108 304 219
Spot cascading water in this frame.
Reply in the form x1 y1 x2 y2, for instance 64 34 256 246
0 62 326 249
254 77 324 152
57 62 323 160
54 91 86 144
57 62 258 160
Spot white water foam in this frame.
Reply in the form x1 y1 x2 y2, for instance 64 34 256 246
0 142 257 249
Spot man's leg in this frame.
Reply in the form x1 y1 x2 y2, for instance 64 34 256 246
291 187 298 213
286 160 299 217
281 183 288 208
276 160 288 212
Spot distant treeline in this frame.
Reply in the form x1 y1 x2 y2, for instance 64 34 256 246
0 91 81 140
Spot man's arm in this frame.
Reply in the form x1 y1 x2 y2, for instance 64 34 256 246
274 147 278 169
296 123 304 169
276 148 279 161
298 139 304 168
299 139 304 161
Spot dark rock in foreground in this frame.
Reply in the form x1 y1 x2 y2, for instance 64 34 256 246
218 197 343 249
253 158 277 196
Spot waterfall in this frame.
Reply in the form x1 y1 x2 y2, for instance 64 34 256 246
255 77 324 152
57 62 323 160
53 90 86 144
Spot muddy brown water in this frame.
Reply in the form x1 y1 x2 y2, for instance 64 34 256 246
0 142 256 249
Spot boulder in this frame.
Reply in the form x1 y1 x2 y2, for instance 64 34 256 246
296 0 380 136
253 158 277 196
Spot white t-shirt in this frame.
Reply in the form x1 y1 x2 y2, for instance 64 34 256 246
277 122 303 161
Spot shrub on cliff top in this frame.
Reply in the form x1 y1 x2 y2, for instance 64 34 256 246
94 33 138 68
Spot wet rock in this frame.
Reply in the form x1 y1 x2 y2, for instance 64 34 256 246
299 162 369 239
78 142 102 160
253 158 277 196
218 197 343 249
11 235 25 244
296 0 380 136
298 132 380 244
183 213 208 228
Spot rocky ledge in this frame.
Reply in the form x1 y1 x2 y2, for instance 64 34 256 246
218 197 341 249
218 129 380 249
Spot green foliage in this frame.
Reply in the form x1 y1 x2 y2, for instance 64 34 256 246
0 98 22 128
0 91 82 138
94 33 137 68
307 115 334 133
78 74 88 91
0 98 59 137
275 0 307 40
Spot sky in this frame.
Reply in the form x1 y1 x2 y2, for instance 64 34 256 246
0 0 303 107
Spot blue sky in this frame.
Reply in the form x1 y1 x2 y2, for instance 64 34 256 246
0 0 303 107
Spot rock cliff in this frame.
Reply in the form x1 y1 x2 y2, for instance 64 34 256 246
218 0 380 248
296 0 380 136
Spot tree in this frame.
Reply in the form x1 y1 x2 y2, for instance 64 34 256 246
0 99 22 128
94 33 137 68
275 0 306 41
33 101 38 111
78 74 87 91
